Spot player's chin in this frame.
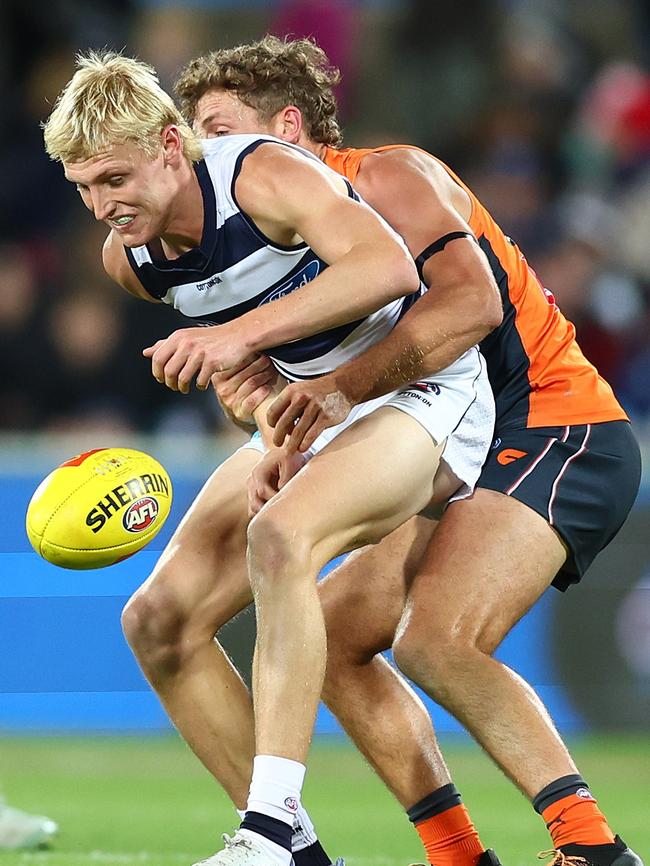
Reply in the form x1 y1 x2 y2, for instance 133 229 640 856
114 217 152 248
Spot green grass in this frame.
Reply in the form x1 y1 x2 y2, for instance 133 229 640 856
0 735 648 865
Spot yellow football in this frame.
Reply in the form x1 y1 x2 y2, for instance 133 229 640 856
25 447 173 569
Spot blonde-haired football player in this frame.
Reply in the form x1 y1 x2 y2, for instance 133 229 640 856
44 50 496 866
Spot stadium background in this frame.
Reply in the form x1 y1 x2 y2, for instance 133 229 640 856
0 0 648 863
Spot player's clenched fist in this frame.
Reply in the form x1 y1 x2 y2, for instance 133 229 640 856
211 354 278 430
267 376 354 452
143 324 253 394
247 447 308 517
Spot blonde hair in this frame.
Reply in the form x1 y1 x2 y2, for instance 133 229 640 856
175 36 342 147
43 51 203 164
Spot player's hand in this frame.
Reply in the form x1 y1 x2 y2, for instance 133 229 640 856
267 376 354 452
143 324 252 394
211 354 278 429
247 447 308 516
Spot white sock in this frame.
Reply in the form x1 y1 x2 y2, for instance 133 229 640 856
246 754 306 826
292 803 318 851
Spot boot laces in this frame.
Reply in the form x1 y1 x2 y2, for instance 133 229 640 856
538 850 590 866
222 832 254 850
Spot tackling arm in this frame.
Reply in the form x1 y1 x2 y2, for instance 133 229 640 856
331 148 502 401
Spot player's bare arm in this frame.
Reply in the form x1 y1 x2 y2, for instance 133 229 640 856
102 230 159 302
143 142 420 393
269 148 504 450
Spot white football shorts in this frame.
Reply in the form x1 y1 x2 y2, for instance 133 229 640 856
238 346 495 500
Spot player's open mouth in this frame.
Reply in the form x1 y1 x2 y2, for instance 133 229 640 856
111 215 135 229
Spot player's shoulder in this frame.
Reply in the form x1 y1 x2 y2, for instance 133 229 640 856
235 138 345 213
355 146 468 220
102 232 156 302
356 146 453 194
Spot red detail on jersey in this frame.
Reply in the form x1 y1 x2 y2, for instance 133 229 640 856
60 448 108 468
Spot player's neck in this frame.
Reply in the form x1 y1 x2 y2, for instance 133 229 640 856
296 136 328 162
159 163 204 258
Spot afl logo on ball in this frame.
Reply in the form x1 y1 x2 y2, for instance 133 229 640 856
123 497 159 533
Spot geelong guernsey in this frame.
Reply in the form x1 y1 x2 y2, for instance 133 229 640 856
124 135 425 382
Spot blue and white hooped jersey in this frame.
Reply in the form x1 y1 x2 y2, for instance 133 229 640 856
124 134 424 381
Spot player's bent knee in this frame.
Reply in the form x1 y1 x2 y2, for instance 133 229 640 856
121 583 182 649
393 621 486 703
246 504 314 589
392 624 451 685
121 580 201 676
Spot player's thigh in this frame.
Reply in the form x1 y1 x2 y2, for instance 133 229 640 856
137 447 260 627
401 488 567 653
263 407 447 566
319 514 437 658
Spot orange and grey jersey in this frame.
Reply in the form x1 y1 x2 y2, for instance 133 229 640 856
124 135 425 383
324 145 628 429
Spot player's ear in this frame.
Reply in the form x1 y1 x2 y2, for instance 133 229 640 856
161 125 184 165
275 106 303 144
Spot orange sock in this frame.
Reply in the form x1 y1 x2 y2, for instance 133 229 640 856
415 803 485 866
541 793 616 849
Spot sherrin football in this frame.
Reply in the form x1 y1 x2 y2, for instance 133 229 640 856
25 448 173 569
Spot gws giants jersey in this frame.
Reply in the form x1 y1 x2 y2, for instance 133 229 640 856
324 145 627 429
124 135 433 383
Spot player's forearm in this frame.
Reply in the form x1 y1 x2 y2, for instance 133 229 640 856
240 243 419 353
331 294 499 405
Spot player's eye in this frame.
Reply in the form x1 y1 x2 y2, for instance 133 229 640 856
108 176 124 187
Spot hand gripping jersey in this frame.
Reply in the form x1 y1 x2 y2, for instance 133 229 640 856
124 135 434 383
323 145 628 430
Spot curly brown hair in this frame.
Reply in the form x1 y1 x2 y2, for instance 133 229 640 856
175 35 342 147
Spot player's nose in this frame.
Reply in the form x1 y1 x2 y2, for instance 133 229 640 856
90 188 114 221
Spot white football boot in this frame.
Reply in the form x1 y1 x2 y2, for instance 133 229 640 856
192 829 290 866
0 802 58 849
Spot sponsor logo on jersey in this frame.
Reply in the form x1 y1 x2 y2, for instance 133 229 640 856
196 273 223 292
575 787 595 801
284 797 299 813
492 437 502 449
123 497 160 533
85 474 170 533
497 448 528 465
263 259 321 305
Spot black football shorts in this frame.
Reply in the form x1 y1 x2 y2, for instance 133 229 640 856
476 420 642 590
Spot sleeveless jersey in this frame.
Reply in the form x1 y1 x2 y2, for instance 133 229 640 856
324 145 627 429
124 135 426 382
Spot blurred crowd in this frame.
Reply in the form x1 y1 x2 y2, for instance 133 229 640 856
2 0 649 440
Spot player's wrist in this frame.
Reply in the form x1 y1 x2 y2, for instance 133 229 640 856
330 368 367 409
